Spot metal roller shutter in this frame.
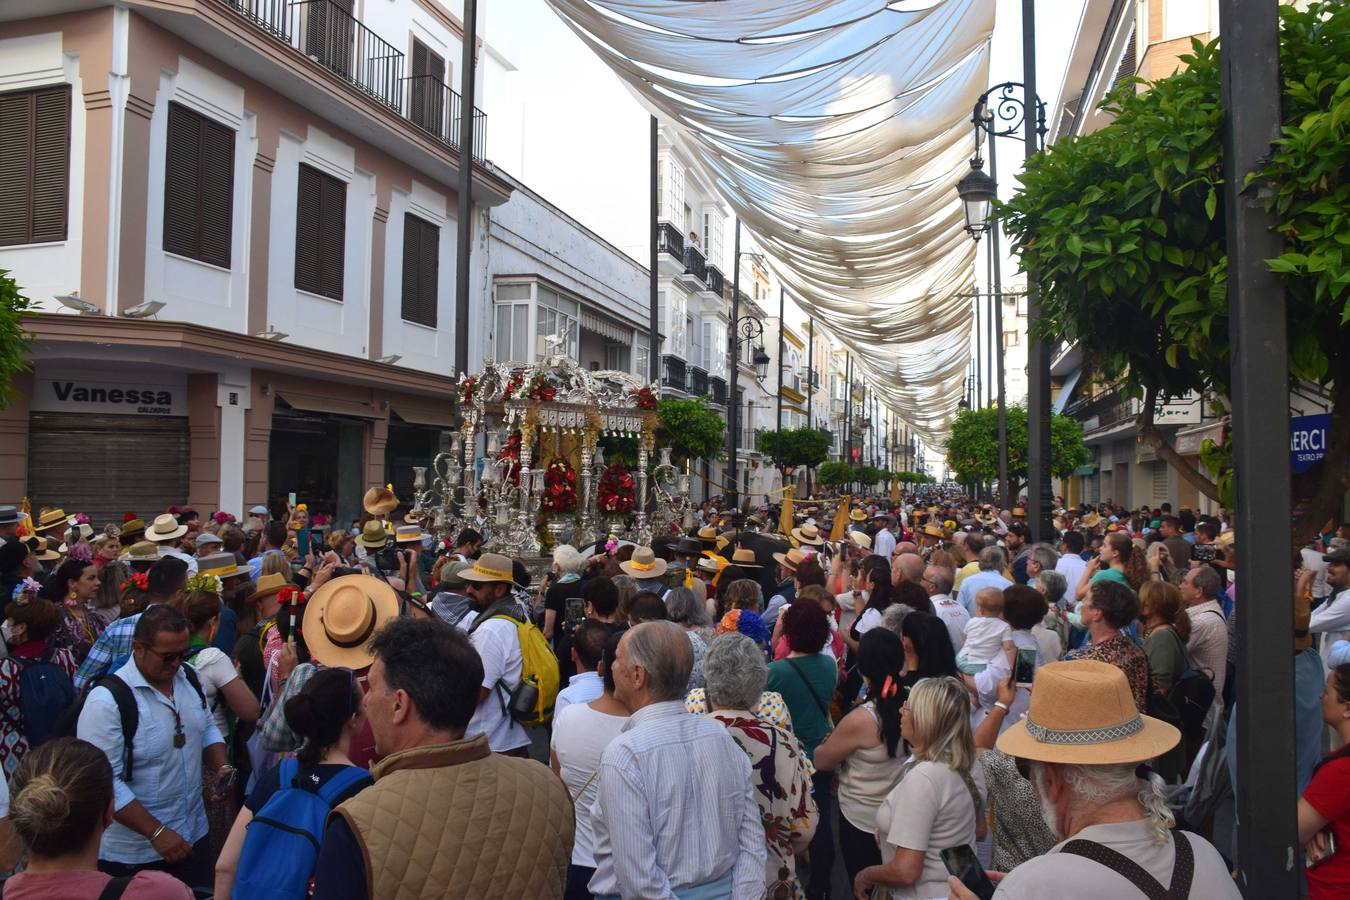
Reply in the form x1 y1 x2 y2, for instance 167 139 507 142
27 413 189 527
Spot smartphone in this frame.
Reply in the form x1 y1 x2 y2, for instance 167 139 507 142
297 526 311 558
1014 647 1037 688
1307 829 1338 869
941 845 996 900
212 767 236 798
288 491 297 509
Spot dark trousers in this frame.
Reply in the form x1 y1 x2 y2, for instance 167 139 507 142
804 770 836 900
565 863 596 900
838 815 881 888
99 837 211 892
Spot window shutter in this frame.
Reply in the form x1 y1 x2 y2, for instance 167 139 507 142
418 217 439 327
0 86 70 247
401 214 420 324
401 214 438 327
294 164 321 293
197 115 234 268
163 102 234 268
319 170 346 300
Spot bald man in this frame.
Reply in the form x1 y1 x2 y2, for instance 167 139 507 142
891 552 925 589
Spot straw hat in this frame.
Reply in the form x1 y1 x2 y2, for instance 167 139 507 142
772 546 811 572
304 574 400 668
121 541 160 564
458 552 519 584
394 525 423 544
849 509 867 523
362 486 399 516
790 523 824 546
847 531 872 551
33 508 68 533
357 520 389 549
248 573 290 604
697 526 719 545
996 660 1180 765
729 547 761 569
195 552 250 580
439 560 471 586
145 513 187 543
1215 529 1235 547
696 556 722 574
620 547 669 579
1081 512 1102 528
1011 507 1027 519
922 523 946 539
33 537 61 562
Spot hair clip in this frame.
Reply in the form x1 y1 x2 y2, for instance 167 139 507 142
881 675 898 699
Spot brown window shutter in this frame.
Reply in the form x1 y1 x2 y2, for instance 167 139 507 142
197 115 234 268
294 164 322 294
31 88 70 243
418 216 439 328
0 86 70 247
318 169 346 300
401 213 438 327
164 102 233 268
401 213 420 324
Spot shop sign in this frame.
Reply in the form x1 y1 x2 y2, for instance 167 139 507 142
1291 413 1331 474
33 374 186 416
1153 393 1202 425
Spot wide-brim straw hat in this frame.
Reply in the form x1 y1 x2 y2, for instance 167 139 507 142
458 552 518 584
362 486 399 516
696 556 722 574
791 524 824 546
923 524 947 539
357 520 389 549
849 509 867 522
997 659 1180 765
729 547 761 569
304 574 400 669
120 541 160 563
248 573 290 604
145 513 187 542
1012 507 1027 518
34 508 68 532
196 552 250 580
394 525 423 544
847 531 873 551
33 538 61 562
1081 512 1102 528
697 526 719 545
772 547 810 571
620 547 669 579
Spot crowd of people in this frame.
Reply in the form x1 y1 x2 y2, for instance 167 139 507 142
0 487 1343 898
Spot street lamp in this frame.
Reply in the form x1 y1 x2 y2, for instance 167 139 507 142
752 345 770 380
726 314 768 512
956 161 997 241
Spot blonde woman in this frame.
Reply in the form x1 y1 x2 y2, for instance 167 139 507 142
854 675 987 900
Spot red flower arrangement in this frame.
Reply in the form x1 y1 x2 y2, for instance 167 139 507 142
541 458 578 513
526 374 556 402
502 373 525 400
597 463 635 514
459 376 478 404
120 572 150 593
629 386 658 410
497 431 523 486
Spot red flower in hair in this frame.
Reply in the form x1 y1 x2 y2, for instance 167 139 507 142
277 586 307 606
123 512 137 523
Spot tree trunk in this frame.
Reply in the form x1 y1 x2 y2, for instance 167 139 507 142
1138 385 1222 502
1291 381 1350 549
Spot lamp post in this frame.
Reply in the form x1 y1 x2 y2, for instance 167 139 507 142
726 314 770 512
957 78 1046 523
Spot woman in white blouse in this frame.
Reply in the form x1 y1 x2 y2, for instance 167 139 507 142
854 675 987 900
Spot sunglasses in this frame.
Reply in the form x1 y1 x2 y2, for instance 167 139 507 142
142 646 186 665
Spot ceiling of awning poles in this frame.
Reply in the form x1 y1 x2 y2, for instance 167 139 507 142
545 0 994 447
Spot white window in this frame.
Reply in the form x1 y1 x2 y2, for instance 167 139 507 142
536 284 579 361
493 282 531 362
691 315 704 369
671 292 687 356
605 342 628 371
634 343 650 380
670 165 685 226
656 159 665 220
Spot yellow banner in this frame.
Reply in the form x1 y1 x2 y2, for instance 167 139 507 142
829 494 852 542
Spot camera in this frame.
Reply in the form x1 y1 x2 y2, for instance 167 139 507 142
1191 544 1219 564
373 543 401 573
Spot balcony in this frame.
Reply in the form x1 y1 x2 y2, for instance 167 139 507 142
706 265 725 297
661 354 687 392
688 366 709 397
657 222 684 262
219 0 488 162
709 376 728 405
682 245 707 284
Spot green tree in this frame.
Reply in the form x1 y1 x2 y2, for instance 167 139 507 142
816 461 854 489
999 2 1350 541
943 405 1090 501
656 397 725 467
0 271 35 409
756 427 831 478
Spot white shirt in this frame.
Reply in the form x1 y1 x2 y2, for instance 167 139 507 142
555 670 604 719
877 759 987 900
466 616 529 752
1310 587 1350 670
932 594 970 654
1301 547 1331 599
1054 554 1087 602
1186 600 1228 704
873 528 897 560
956 570 1012 616
588 701 766 897
972 629 1042 734
186 646 239 738
994 820 1241 899
550 701 629 868
960 617 1012 666
157 546 199 575
855 607 884 636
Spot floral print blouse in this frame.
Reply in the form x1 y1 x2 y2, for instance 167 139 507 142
711 710 819 900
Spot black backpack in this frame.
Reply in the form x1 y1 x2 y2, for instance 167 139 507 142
66 668 207 781
1162 626 1216 740
3 648 77 747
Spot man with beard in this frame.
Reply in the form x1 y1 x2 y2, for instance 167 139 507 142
948 660 1239 899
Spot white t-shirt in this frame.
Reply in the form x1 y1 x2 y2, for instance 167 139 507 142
932 595 970 654
960 617 1011 666
550 702 628 867
187 646 239 738
1054 554 1087 600
855 607 884 636
877 758 987 900
467 617 529 752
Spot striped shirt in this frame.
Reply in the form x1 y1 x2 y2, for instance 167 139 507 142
588 700 766 898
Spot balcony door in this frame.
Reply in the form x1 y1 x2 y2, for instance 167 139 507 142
305 0 355 79
409 39 446 138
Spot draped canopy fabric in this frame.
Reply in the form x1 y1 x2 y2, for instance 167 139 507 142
545 0 995 446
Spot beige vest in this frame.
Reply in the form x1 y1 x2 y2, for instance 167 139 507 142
335 735 574 900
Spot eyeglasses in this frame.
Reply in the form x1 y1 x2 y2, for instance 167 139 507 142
142 646 186 665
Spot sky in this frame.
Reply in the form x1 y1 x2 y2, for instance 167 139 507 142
481 0 1089 399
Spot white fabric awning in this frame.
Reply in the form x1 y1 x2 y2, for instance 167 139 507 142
545 0 995 445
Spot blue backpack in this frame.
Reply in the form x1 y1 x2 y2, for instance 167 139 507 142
232 757 370 900
5 649 77 747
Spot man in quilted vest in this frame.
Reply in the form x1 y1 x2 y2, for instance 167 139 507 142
310 617 574 899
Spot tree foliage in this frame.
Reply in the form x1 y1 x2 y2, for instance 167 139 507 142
943 405 1090 499
998 2 1350 538
0 271 35 410
656 398 725 465
756 427 831 473
816 461 854 488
